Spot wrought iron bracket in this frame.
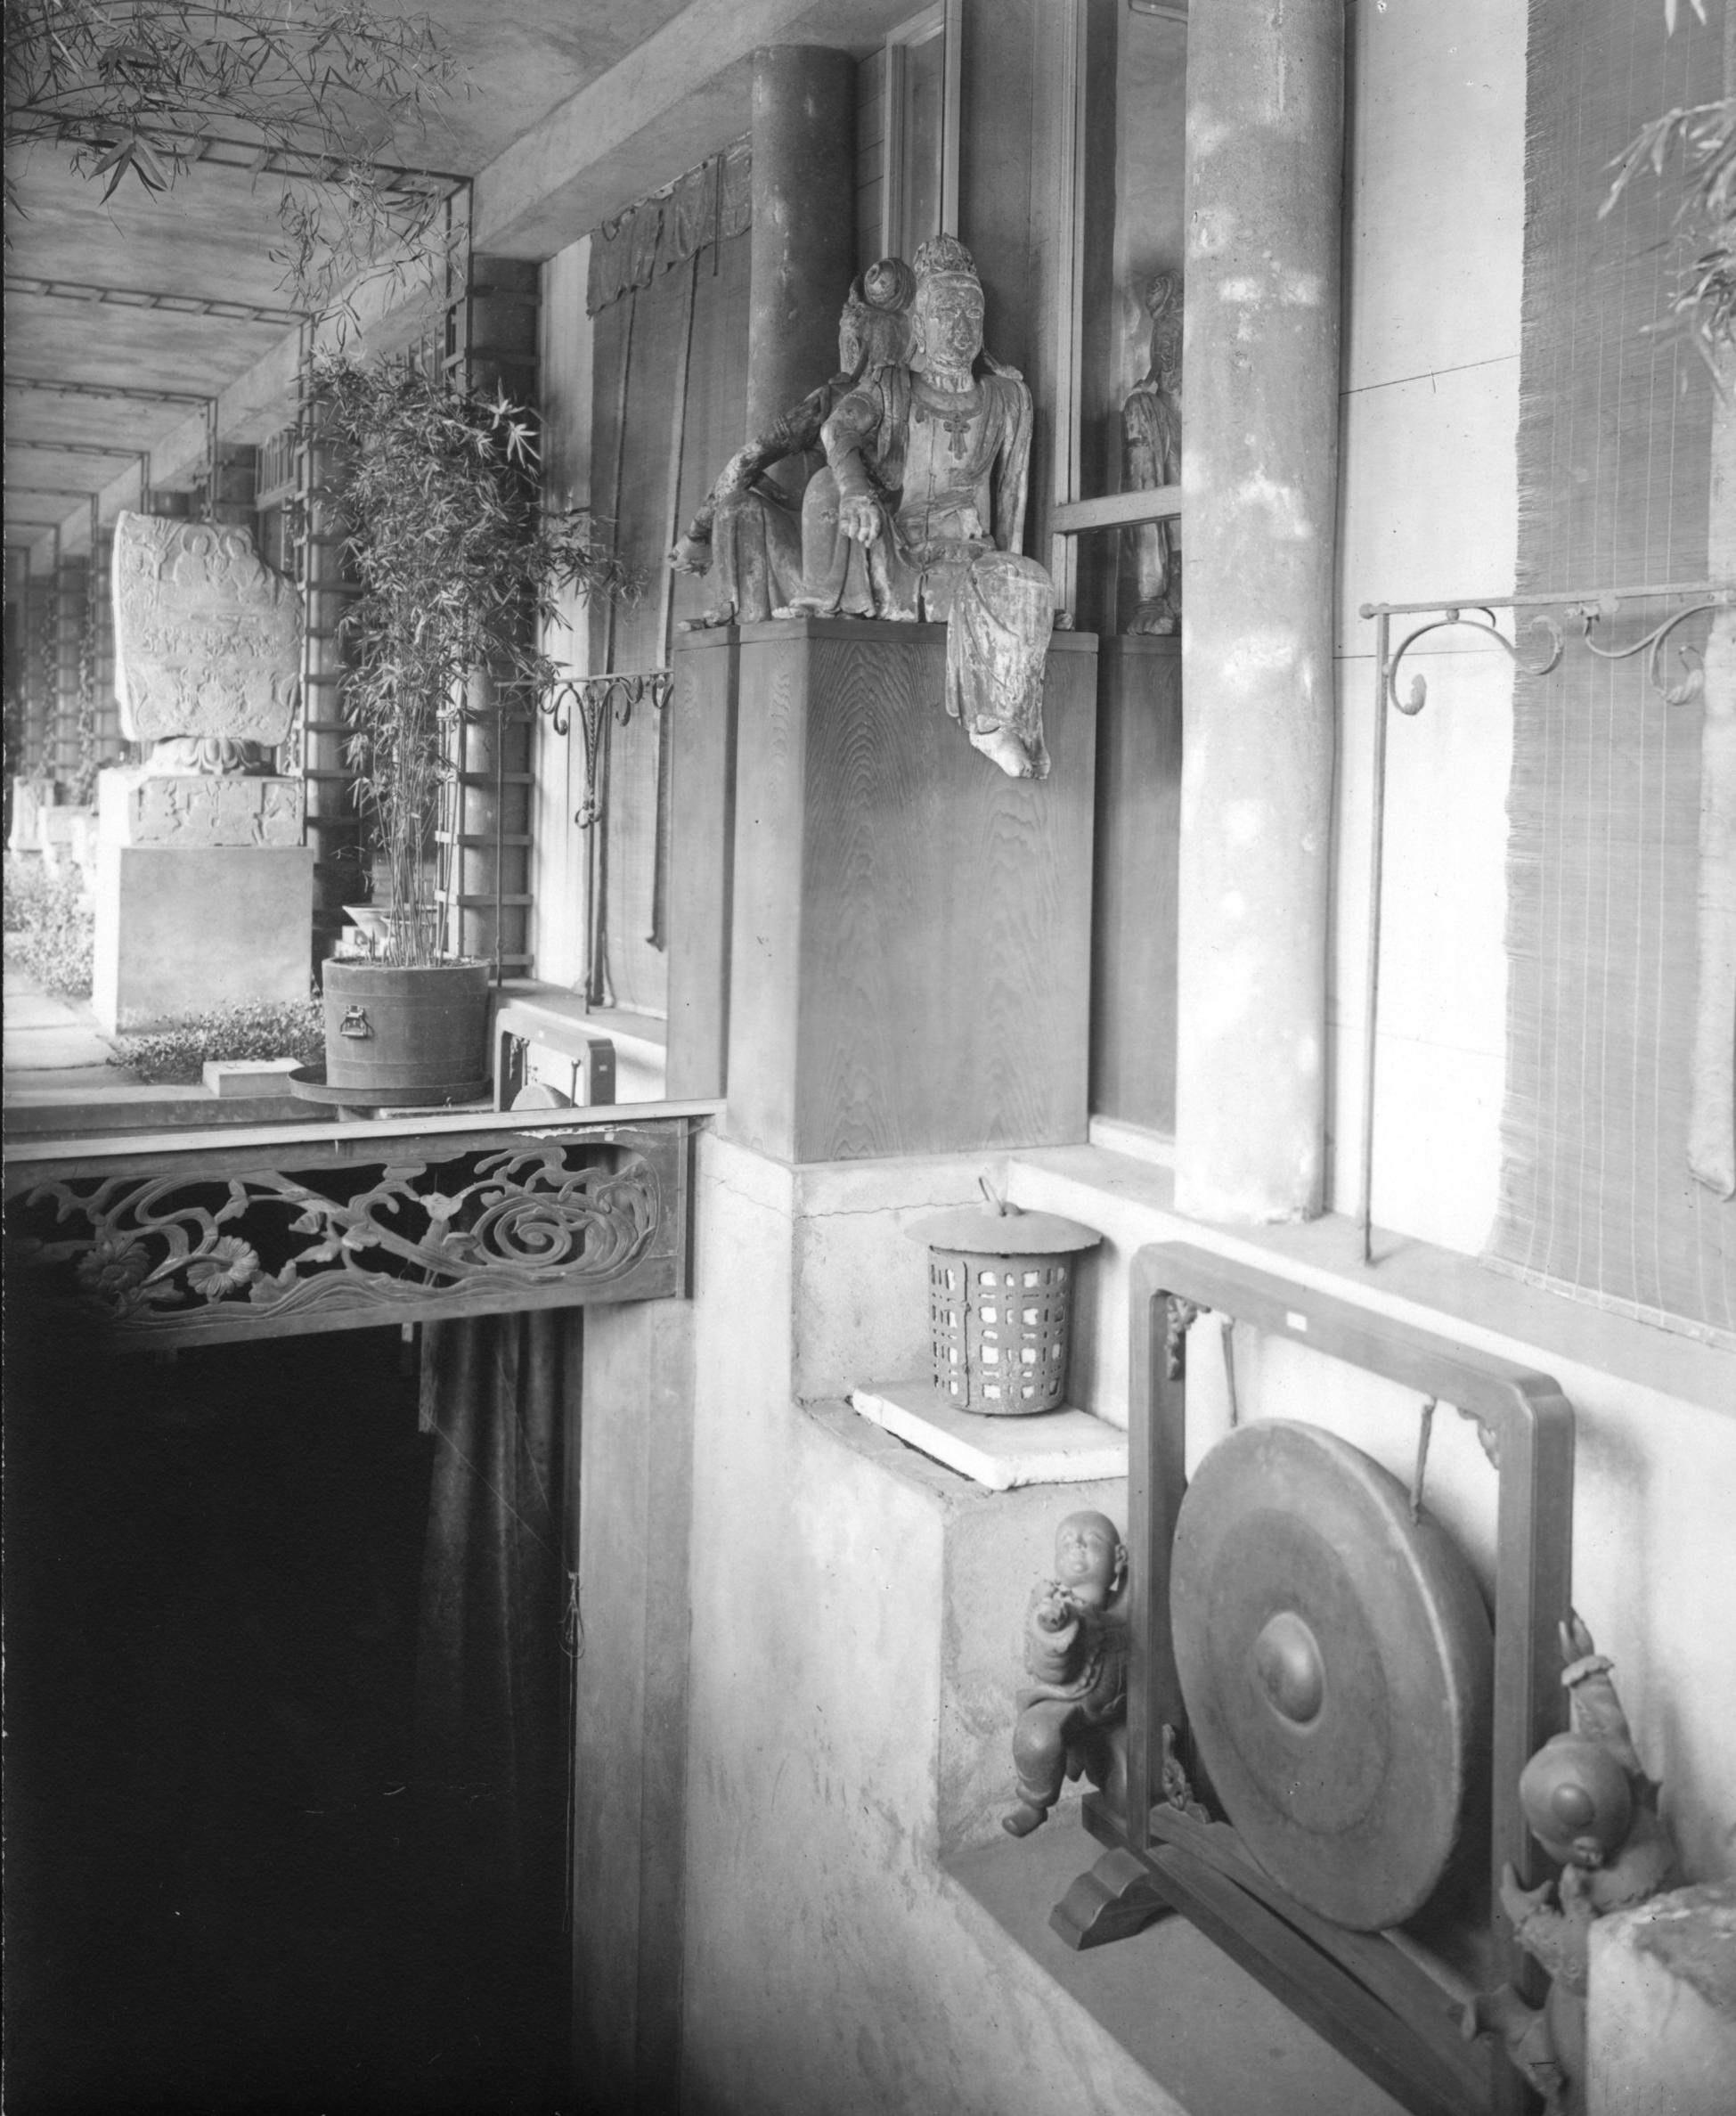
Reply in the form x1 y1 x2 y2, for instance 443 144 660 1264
1354 578 1733 1264
1365 580 1732 719
542 668 672 829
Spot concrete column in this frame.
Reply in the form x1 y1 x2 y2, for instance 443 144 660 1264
746 45 856 498
1175 0 1343 1222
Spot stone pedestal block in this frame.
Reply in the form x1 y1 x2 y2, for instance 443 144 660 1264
1092 636 1181 1135
666 627 739 1099
93 843 314 1033
1587 1880 1736 2116
99 767 304 847
724 617 1097 1163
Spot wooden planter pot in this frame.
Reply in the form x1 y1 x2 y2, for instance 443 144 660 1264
321 959 492 1100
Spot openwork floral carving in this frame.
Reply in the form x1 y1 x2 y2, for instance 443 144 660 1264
7 1133 675 1343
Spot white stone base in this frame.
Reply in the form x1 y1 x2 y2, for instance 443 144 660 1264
93 842 314 1033
850 1379 1129 1491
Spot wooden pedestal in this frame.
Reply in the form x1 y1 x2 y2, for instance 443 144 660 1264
723 617 1097 1164
1091 635 1181 1135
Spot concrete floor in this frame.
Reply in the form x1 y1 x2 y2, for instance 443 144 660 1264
949 1821 1412 2116
2 957 126 1083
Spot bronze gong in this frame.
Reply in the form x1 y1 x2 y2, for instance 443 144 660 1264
1170 1419 1493 1931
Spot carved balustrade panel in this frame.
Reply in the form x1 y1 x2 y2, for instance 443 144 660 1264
4 1118 691 1348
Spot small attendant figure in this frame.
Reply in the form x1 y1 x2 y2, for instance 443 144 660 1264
1461 1614 1680 2116
1003 1510 1129 1839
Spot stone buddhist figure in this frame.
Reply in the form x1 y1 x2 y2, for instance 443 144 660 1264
668 258 917 628
111 511 302 774
1003 1510 1130 1839
1121 268 1183 635
786 234 1057 780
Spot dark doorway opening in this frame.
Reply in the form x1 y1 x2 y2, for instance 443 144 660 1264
4 1307 571 2115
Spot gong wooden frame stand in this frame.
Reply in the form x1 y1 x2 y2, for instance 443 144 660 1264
1055 1243 1575 2116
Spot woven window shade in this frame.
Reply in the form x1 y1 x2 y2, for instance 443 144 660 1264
1488 0 1733 1346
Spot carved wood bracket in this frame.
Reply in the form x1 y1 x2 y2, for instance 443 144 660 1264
4 1118 692 1349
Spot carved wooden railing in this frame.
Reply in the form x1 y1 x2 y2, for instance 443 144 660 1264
3 1110 694 1350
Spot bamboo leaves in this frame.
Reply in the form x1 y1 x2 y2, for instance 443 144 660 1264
311 355 638 966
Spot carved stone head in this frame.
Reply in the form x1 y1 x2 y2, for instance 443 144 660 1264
1053 1509 1128 1611
913 233 986 380
839 255 917 377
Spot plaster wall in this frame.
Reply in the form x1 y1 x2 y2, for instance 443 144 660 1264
1329 0 1526 1254
680 1133 1187 2116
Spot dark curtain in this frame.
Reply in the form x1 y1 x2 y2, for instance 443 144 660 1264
414 1307 581 2112
416 1306 580 1924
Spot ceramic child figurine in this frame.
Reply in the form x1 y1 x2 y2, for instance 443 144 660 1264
1003 1510 1129 1839
1462 1614 1680 2116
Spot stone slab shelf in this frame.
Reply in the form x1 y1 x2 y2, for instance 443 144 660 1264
850 1380 1128 1491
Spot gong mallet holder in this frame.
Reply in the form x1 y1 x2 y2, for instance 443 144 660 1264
1054 1242 1575 2116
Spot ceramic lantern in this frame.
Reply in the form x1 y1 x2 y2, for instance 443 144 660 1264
909 1199 1102 1415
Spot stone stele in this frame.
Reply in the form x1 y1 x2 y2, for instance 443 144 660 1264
111 510 303 750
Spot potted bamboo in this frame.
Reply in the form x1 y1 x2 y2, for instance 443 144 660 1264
310 353 631 1101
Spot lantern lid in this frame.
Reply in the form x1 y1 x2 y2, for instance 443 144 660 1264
908 1202 1103 1256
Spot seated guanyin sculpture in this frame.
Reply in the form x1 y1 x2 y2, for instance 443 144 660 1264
668 258 917 627
783 233 1057 780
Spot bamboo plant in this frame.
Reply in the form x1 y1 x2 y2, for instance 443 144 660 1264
311 354 633 967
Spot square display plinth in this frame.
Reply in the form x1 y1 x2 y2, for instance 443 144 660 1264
849 1381 1129 1491
93 842 314 1033
723 618 1098 1163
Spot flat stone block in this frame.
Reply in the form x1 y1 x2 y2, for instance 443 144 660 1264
93 843 314 1033
39 804 94 846
849 1380 1129 1491
99 767 304 847
202 1058 302 1098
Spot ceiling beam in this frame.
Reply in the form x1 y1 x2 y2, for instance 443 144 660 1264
10 377 213 406
37 122 464 193
4 275 305 327
471 0 907 257
5 437 152 459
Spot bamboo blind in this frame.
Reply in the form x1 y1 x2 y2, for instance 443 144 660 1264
1488 0 1732 1346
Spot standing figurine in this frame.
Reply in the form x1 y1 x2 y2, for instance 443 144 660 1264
1461 1614 1680 2116
1003 1510 1129 1839
1121 269 1183 636
668 258 916 628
